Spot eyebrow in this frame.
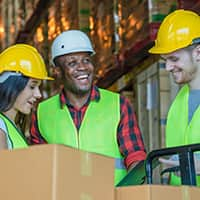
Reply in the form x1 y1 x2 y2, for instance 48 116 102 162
29 80 41 84
160 56 166 61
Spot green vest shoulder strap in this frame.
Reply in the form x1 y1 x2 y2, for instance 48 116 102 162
166 85 200 186
0 113 28 149
166 84 200 146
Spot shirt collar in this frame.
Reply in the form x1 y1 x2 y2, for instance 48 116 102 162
59 84 100 109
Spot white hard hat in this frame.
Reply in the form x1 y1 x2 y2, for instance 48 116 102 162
51 30 95 65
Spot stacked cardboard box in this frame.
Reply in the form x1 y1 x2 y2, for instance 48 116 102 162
115 185 200 200
1 144 200 200
0 144 114 200
118 0 149 53
148 0 178 40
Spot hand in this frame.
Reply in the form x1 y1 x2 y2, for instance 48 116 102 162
159 154 200 175
159 157 179 168
159 156 180 177
194 155 200 175
127 161 140 172
0 130 8 150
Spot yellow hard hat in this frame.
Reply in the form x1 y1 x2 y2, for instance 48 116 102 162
0 44 53 80
149 9 200 54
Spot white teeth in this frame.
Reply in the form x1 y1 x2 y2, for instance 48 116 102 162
77 75 88 80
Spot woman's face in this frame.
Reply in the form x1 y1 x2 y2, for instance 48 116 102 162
13 78 42 115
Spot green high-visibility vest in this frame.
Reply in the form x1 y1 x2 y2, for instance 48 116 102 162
0 113 28 149
166 84 200 186
37 88 127 185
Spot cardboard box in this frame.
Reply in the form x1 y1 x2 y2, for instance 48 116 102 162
0 144 115 200
115 185 200 200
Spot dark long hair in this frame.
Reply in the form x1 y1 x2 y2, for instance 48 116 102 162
0 75 29 112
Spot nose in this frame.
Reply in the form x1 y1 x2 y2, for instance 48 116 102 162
165 60 174 72
76 60 88 70
34 87 42 99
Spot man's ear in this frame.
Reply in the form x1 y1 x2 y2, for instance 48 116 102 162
193 44 200 62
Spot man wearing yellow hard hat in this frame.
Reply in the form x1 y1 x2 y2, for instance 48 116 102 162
0 44 53 150
149 9 200 185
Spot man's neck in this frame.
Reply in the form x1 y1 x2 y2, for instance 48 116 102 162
189 68 200 90
189 78 200 90
65 91 90 109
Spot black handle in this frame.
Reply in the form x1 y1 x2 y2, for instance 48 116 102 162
145 143 200 186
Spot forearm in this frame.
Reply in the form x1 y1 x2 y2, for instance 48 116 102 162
0 130 8 150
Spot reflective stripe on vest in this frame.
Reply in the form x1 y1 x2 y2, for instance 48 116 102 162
115 158 126 169
166 85 200 186
38 88 127 185
0 113 28 149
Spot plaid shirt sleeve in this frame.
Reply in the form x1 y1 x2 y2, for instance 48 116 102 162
30 111 47 144
118 95 146 169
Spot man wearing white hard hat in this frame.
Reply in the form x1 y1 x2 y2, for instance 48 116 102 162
30 29 146 185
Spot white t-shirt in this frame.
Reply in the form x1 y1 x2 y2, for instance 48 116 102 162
0 118 12 149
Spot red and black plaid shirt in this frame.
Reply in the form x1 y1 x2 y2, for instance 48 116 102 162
30 85 146 168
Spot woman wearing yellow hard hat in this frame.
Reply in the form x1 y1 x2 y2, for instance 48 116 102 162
0 44 53 150
149 9 200 186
